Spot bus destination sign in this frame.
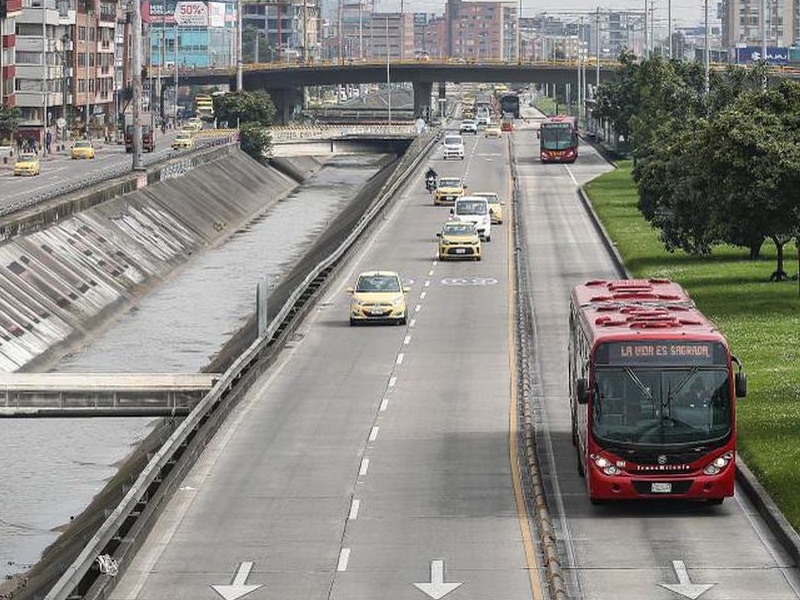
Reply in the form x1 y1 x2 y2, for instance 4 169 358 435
598 341 725 365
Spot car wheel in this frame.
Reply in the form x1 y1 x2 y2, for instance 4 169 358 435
349 319 357 327
485 236 491 242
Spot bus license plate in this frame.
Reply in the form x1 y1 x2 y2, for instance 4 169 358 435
651 482 672 493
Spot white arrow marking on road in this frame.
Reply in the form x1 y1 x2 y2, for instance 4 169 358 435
211 561 263 600
413 559 463 600
659 560 715 600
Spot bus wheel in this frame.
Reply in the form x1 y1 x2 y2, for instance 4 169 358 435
576 447 585 478
707 498 724 506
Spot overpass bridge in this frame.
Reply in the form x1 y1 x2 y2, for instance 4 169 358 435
163 59 619 123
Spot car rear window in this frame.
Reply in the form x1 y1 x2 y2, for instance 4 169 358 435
455 200 487 215
444 136 462 145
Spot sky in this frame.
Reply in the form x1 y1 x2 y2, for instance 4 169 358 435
365 0 710 28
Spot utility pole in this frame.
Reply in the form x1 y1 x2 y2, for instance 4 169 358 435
516 0 522 64
667 0 672 58
42 0 48 156
761 0 767 58
132 0 143 170
642 0 647 56
704 0 709 95
236 0 242 89
303 0 308 63
85 6 91 138
173 21 178 125
337 0 343 64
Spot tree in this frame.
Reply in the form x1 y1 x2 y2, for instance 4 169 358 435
239 122 272 166
213 91 276 164
0 105 21 145
213 90 275 129
703 80 800 278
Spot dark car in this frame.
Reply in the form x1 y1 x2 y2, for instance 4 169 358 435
125 124 155 153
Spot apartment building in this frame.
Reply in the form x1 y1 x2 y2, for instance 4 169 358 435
1 0 23 109
445 0 517 62
242 0 321 62
719 0 796 50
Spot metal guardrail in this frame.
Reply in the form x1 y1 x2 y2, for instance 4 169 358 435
0 133 238 219
42 128 440 600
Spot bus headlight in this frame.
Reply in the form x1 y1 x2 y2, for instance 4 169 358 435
592 454 621 476
703 451 734 475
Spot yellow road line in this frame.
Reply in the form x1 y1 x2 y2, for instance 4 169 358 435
507 138 545 600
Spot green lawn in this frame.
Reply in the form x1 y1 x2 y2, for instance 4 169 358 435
583 161 800 526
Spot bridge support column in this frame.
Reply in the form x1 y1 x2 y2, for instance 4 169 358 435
412 81 433 122
267 88 303 125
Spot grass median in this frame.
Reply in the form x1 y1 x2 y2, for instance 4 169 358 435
583 160 800 527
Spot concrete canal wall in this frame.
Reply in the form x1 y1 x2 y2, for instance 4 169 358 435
0 148 325 373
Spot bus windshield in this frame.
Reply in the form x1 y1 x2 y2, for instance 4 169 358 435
592 367 732 445
540 125 576 150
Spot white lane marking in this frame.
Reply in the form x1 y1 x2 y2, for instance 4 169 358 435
428 269 435 275
359 458 370 476
566 164 579 187
348 499 361 520
424 280 431 287
337 548 351 571
410 318 417 328
369 426 380 441
396 353 404 365
403 335 411 345
415 304 422 313
379 397 389 411
420 291 427 299
388 376 397 388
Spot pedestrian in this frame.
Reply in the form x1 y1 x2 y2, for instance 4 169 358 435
45 130 52 155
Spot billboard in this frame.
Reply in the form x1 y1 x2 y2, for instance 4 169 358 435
413 12 428 26
733 46 789 65
174 1 208 26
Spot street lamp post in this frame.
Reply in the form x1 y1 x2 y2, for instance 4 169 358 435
85 7 91 139
42 0 48 156
386 15 390 125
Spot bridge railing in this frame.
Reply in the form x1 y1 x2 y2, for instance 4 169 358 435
270 123 420 141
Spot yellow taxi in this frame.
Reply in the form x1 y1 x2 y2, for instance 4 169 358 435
473 191 504 224
172 131 195 150
437 220 481 261
13 152 40 176
70 139 95 159
484 124 502 138
347 270 408 326
433 176 467 206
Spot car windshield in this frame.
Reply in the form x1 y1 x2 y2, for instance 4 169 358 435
355 275 402 293
19 153 36 161
456 200 487 215
443 223 475 235
461 121 474 126
438 178 462 188
74 141 90 148
444 136 462 146
592 368 732 446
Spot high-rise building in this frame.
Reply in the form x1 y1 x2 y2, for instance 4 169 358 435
242 0 321 63
445 0 516 62
719 0 795 50
1 0 23 111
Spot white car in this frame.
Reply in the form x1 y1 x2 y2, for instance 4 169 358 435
459 119 478 134
450 196 491 241
442 134 465 160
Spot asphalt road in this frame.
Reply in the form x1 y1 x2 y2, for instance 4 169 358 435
106 114 800 600
0 128 187 213
513 110 800 599
110 126 542 600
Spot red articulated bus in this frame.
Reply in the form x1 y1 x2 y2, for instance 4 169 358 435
539 114 578 163
568 279 747 505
